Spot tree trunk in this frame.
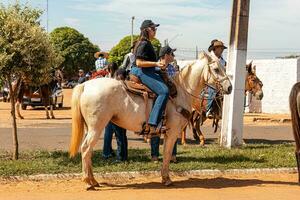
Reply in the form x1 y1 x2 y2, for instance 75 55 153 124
7 76 19 160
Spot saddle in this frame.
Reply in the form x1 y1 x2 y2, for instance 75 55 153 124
122 72 177 137
91 70 109 79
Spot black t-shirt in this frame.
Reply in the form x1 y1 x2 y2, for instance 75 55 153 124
135 40 157 62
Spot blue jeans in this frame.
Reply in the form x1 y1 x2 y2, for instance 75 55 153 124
206 86 217 112
150 136 177 158
103 122 128 161
130 67 169 126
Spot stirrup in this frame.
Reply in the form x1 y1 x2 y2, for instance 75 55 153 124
156 119 169 134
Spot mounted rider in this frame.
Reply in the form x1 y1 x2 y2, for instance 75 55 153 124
205 39 227 118
130 19 168 136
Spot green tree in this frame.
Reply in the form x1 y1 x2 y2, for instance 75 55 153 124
109 35 161 66
0 4 60 159
50 27 99 79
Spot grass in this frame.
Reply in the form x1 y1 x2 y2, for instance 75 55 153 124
0 143 296 177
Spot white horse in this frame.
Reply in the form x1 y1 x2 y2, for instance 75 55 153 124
69 52 232 190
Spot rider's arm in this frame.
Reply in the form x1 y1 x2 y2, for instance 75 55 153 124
136 59 163 68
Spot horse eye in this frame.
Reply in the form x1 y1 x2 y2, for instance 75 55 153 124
214 68 220 73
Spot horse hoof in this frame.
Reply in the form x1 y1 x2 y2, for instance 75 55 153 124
46 116 50 119
20 116 24 120
93 183 101 188
162 177 173 186
86 185 96 191
51 116 55 119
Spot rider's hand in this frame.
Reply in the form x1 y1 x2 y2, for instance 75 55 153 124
156 61 166 69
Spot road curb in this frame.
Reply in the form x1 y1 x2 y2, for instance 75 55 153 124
1 168 297 182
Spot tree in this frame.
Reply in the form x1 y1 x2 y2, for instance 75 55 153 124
50 27 99 79
0 4 60 159
109 35 161 66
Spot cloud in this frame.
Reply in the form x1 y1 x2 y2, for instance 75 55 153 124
64 17 80 26
68 0 300 55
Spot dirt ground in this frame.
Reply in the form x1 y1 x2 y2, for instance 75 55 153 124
0 173 299 200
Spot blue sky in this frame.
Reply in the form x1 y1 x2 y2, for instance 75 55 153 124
2 0 300 59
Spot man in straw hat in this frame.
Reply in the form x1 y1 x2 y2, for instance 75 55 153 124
208 39 227 68
205 39 227 118
95 51 109 72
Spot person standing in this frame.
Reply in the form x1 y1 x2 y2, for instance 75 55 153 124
78 69 86 84
102 66 128 162
121 44 136 74
150 45 178 163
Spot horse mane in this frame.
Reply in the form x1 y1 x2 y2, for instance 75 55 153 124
198 51 212 64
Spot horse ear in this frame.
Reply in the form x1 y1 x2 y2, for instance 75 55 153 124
247 61 253 73
253 65 256 73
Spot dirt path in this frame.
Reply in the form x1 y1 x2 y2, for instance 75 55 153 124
0 174 299 200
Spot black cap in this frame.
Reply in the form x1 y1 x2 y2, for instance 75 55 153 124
159 45 176 57
140 20 160 30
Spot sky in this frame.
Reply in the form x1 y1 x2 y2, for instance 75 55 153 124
2 0 300 59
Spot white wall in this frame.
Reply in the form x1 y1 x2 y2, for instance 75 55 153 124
177 58 300 114
249 58 299 114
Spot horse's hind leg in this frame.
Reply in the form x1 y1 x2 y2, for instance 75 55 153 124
81 114 112 190
81 128 102 190
50 105 55 119
296 151 300 184
44 104 50 119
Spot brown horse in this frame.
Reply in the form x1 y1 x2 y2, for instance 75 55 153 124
12 78 57 119
181 62 264 145
289 82 300 184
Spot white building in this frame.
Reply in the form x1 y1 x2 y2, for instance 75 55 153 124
247 58 300 114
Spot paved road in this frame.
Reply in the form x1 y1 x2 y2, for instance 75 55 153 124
0 123 294 151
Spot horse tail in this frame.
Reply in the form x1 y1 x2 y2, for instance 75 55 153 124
289 82 300 151
69 84 85 157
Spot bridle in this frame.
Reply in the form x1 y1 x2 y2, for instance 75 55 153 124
245 74 263 95
177 60 230 101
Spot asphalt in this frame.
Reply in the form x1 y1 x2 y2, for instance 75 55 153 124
0 123 294 151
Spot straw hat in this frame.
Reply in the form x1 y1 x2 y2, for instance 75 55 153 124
94 51 109 59
208 40 227 52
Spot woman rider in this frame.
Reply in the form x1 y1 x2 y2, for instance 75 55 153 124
130 19 169 136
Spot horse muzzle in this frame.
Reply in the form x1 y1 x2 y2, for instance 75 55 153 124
255 91 264 100
222 80 232 95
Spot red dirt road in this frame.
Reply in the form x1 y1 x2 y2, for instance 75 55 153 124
0 174 299 200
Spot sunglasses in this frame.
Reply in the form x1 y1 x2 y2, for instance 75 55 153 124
150 27 157 32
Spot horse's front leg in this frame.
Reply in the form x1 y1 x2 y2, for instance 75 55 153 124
16 101 24 119
161 130 179 186
181 126 187 145
195 117 205 146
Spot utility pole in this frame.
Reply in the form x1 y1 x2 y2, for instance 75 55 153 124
47 0 49 32
220 0 250 148
164 39 168 46
131 16 135 47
